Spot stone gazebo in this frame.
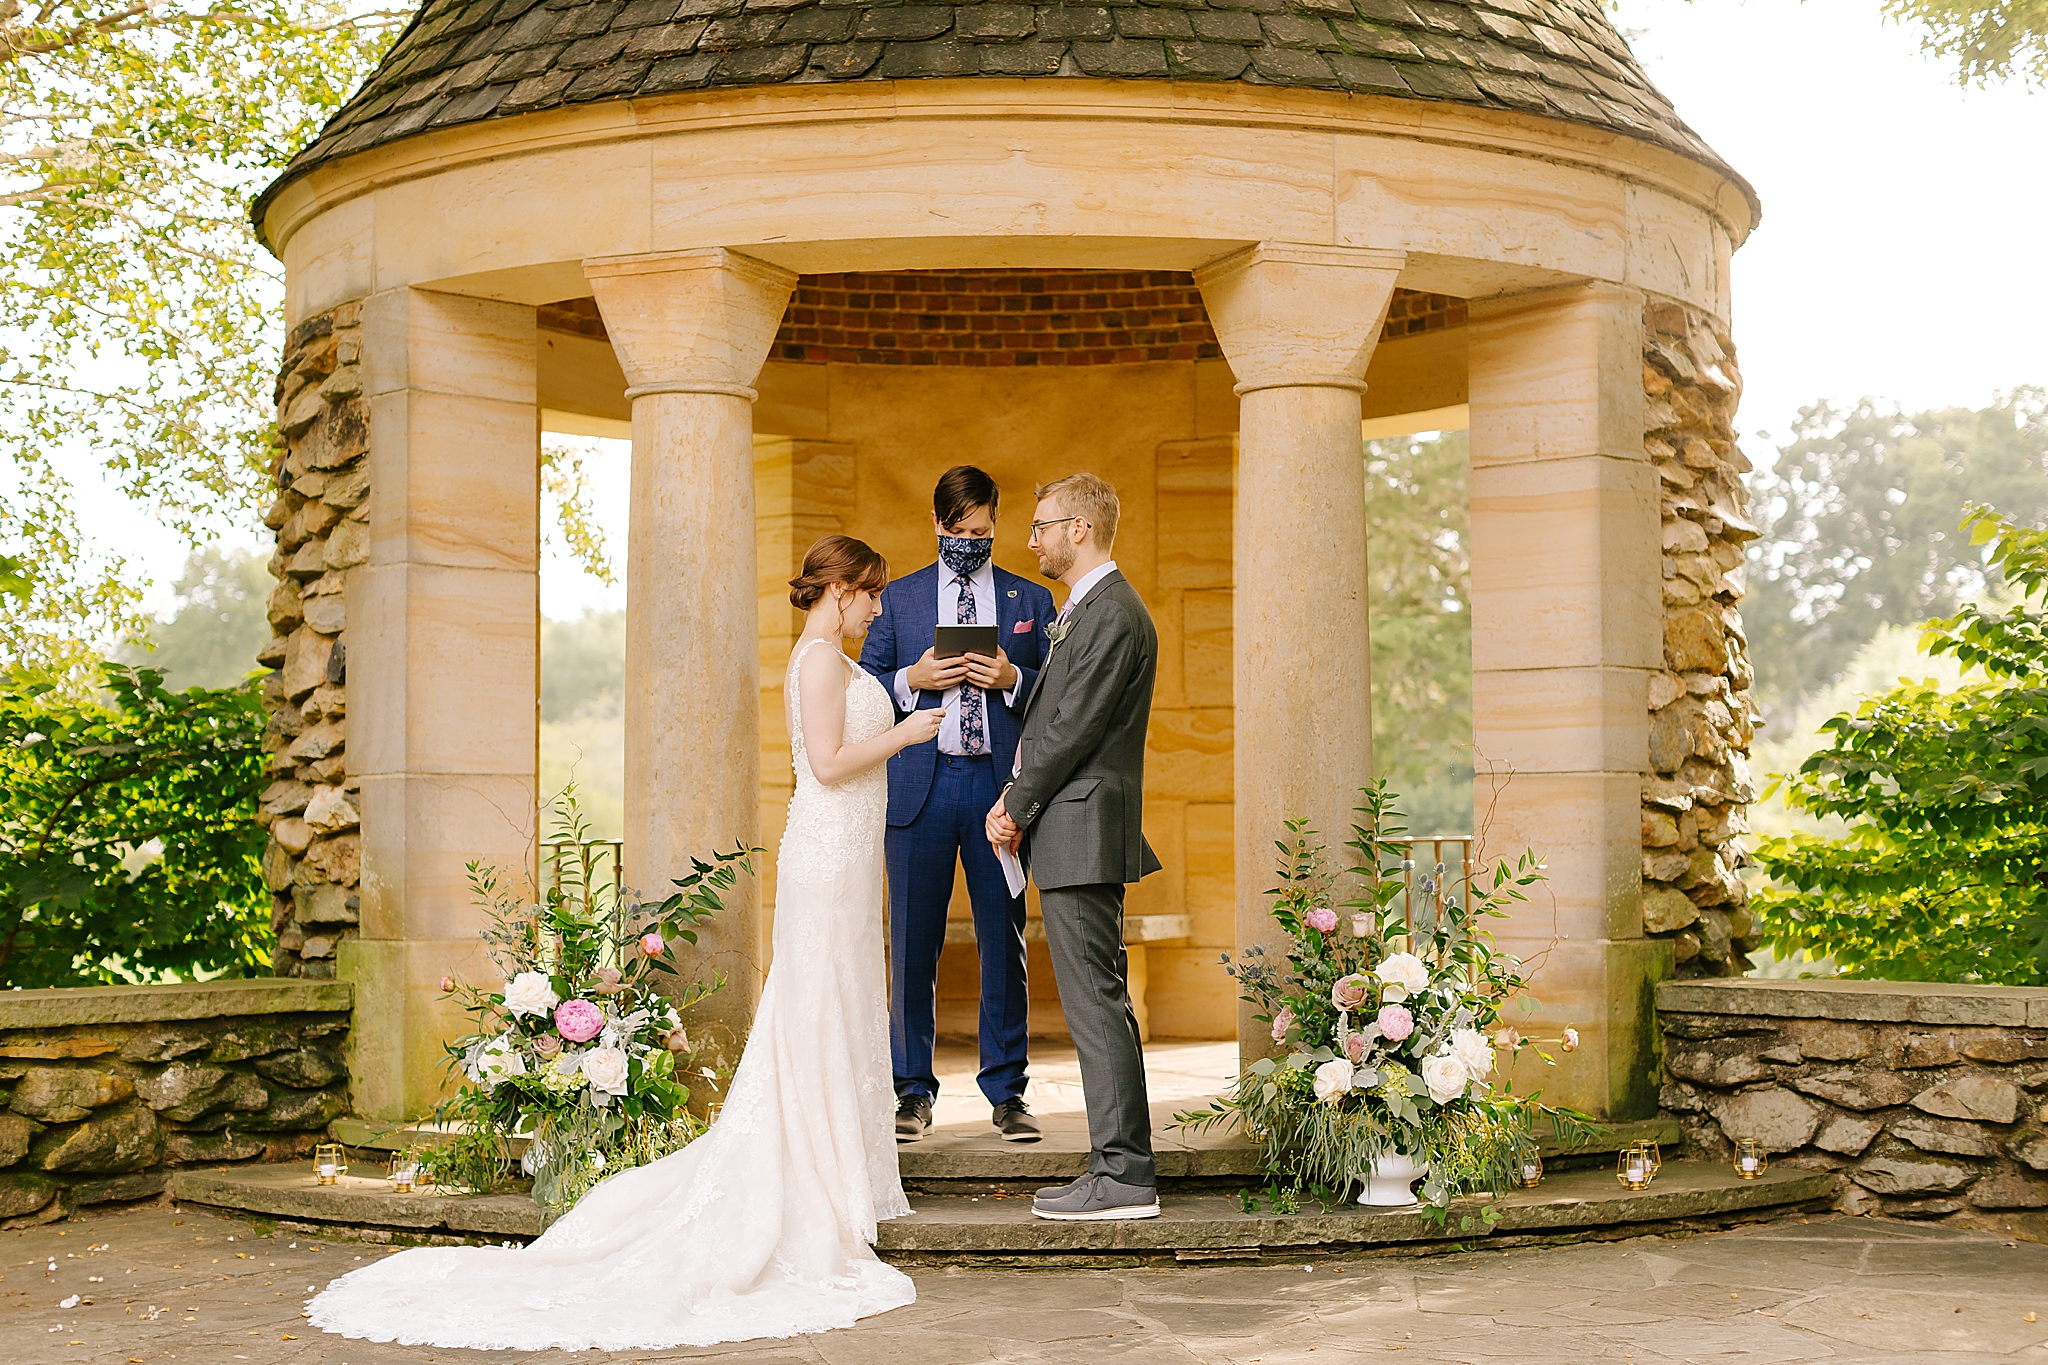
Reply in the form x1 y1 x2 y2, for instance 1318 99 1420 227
251 0 1764 1125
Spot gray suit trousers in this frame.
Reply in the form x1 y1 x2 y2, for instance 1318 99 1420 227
1039 881 1155 1186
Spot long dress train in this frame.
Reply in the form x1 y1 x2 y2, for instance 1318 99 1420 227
305 639 914 1351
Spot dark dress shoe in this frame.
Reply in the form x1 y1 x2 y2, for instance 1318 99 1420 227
991 1098 1042 1142
894 1093 933 1143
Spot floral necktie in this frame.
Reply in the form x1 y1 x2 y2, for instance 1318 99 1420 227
954 574 987 756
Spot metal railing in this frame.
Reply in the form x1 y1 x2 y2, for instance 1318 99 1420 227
1381 835 1475 933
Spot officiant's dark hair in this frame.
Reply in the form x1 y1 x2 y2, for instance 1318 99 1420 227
790 535 888 610
933 465 999 529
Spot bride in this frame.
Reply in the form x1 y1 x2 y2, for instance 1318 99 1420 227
308 534 944 1351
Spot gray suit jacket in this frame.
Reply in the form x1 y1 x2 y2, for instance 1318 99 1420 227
1001 570 1163 891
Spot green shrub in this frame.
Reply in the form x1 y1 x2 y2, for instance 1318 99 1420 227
0 664 271 987
1752 507 2048 984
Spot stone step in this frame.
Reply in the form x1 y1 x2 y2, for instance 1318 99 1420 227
167 1158 1825 1262
327 1113 1683 1190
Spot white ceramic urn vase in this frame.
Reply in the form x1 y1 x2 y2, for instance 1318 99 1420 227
1358 1151 1429 1206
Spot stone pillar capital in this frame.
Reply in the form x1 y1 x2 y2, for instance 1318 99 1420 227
1192 243 1407 395
583 248 797 401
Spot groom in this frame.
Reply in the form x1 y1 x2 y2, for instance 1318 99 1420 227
861 466 1056 1144
987 472 1163 1222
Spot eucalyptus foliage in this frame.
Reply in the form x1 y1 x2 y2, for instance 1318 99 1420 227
1753 506 2048 984
0 661 269 987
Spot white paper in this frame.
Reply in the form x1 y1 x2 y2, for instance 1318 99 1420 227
997 842 1026 897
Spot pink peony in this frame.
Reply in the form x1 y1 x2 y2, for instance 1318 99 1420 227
554 998 605 1043
1304 906 1338 934
1343 1032 1370 1064
437 975 456 994
1561 1027 1581 1053
1331 973 1371 1012
641 931 666 957
1270 1006 1296 1043
1376 1003 1415 1043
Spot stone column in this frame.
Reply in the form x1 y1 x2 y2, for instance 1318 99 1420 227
584 249 797 1069
1193 243 1406 1066
343 289 541 1121
1466 281 1670 1120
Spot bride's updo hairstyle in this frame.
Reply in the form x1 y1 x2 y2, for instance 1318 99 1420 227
789 534 888 611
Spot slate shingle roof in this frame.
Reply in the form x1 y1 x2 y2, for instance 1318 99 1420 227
258 0 1753 226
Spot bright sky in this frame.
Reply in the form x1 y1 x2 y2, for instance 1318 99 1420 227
78 0 2046 622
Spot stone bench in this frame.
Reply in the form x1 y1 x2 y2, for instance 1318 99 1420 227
1655 977 2048 1240
0 979 352 1226
943 914 1191 1039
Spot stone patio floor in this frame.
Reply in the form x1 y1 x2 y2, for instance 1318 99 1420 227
9 1204 2047 1365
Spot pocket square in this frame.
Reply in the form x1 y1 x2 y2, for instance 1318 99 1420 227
1013 619 1034 632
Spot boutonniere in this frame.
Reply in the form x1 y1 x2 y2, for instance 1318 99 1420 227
1046 618 1073 649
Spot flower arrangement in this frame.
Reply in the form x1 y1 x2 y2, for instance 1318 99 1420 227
425 792 757 1214
1177 784 1594 1215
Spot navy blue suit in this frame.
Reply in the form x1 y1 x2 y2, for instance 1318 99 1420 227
859 561 1055 1105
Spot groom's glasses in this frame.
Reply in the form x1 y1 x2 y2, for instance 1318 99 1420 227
1027 516 1085 543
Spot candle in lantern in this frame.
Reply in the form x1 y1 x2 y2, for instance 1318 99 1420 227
314 1142 347 1185
1733 1138 1767 1179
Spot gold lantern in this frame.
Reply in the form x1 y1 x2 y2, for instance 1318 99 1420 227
1638 1139 1663 1174
388 1149 421 1193
1515 1152 1543 1188
314 1142 347 1185
1616 1141 1655 1190
1733 1138 1768 1179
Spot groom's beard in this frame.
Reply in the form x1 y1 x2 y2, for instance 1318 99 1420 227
1036 539 1075 582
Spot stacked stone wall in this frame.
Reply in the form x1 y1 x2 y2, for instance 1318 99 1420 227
1657 980 2048 1239
1640 300 1764 976
0 983 351 1227
257 304 367 978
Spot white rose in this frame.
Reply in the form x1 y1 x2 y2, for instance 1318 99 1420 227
1420 1051 1471 1104
1449 1027 1494 1078
471 1037 526 1087
502 971 559 1018
582 1045 630 1098
1312 1058 1355 1105
1374 952 1429 1004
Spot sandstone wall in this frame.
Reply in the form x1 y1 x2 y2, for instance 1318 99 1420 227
1640 301 1763 977
1658 979 2048 1239
257 304 367 978
0 981 352 1227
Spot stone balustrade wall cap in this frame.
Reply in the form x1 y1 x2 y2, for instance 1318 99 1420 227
1655 977 2048 1028
0 979 354 1031
252 0 1755 232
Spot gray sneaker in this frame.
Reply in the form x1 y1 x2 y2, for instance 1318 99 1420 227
1032 1174 1160 1222
1034 1175 1088 1201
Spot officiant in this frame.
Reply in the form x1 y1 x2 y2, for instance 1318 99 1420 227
860 466 1055 1144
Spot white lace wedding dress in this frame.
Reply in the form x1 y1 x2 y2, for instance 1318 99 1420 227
307 639 914 1351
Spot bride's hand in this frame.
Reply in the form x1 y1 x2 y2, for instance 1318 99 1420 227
892 708 944 750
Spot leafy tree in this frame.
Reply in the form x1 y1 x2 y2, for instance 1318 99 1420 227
1881 0 2048 85
1752 506 2048 985
0 663 270 987
1745 389 2048 717
0 0 402 678
118 547 271 690
1366 430 1473 834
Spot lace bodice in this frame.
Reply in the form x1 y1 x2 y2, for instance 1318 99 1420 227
786 636 893 815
